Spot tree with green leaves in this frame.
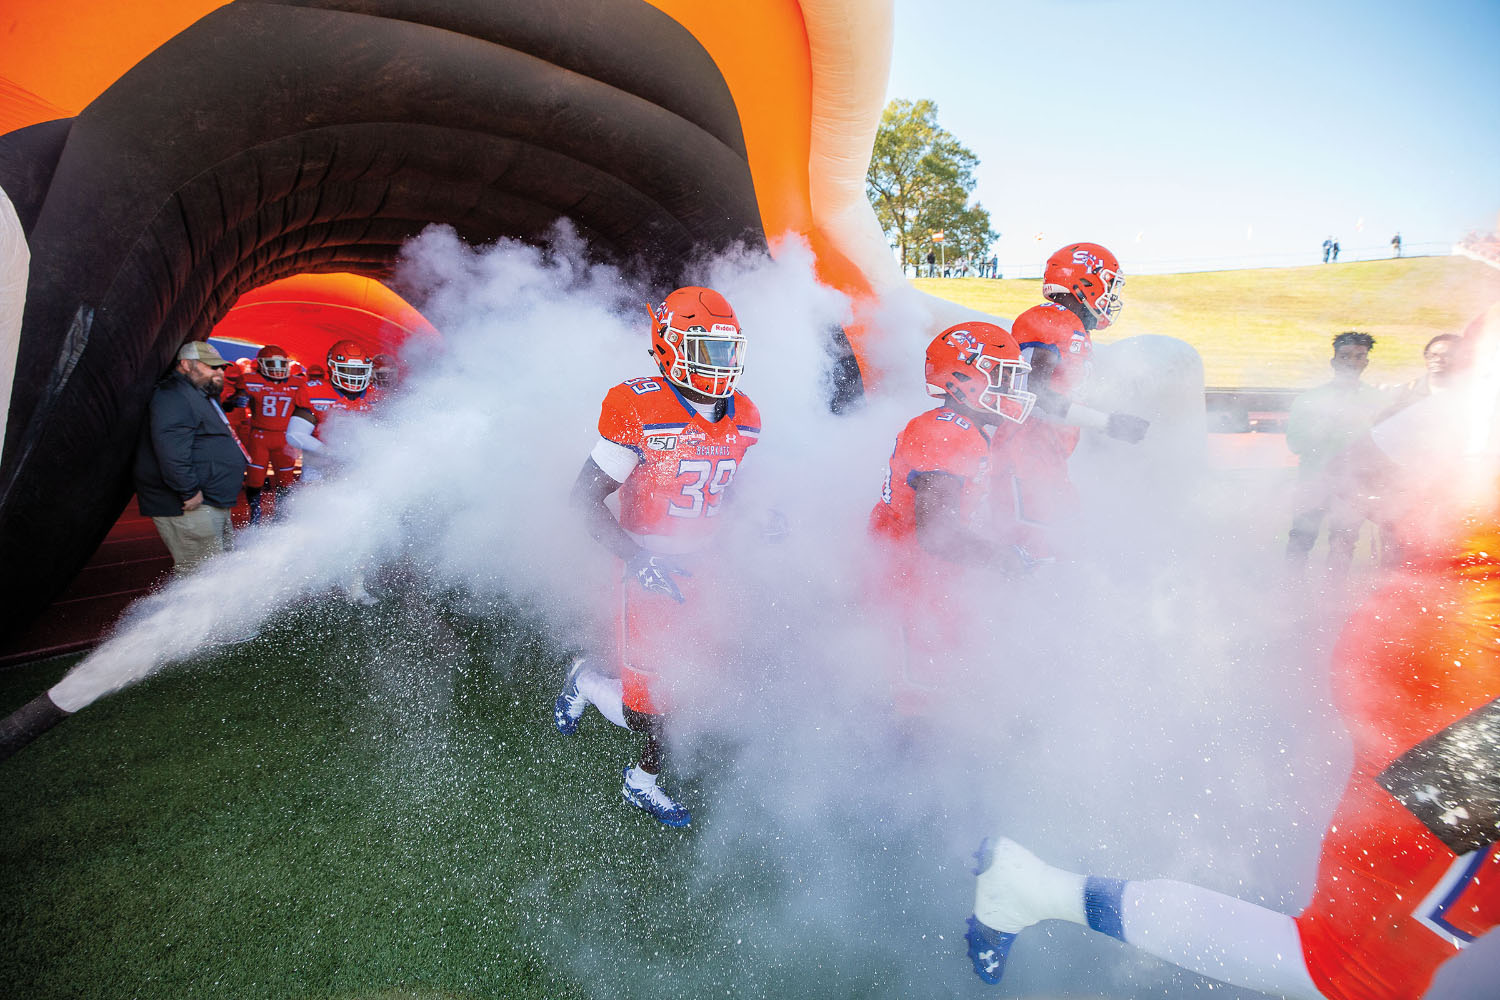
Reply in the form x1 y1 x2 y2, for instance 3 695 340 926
866 98 998 274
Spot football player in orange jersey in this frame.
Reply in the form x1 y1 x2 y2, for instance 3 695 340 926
284 338 384 483
228 344 303 523
964 325 1500 998
996 243 1149 557
285 340 385 604
868 322 1035 714
553 286 761 828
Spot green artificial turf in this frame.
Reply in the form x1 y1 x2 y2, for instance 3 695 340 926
0 594 968 1000
914 255 1500 389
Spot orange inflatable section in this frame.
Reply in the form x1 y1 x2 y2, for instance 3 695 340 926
210 272 437 365
0 1 228 132
643 0 878 349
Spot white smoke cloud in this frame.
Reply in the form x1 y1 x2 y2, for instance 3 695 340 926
41 225 1490 997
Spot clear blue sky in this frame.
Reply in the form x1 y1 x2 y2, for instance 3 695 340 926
885 0 1500 272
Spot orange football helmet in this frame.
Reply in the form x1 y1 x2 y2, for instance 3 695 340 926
327 339 374 392
256 344 292 380
306 363 327 381
925 322 1034 423
648 286 745 398
1042 243 1123 329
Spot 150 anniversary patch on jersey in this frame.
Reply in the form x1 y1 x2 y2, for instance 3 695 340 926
1378 697 1500 855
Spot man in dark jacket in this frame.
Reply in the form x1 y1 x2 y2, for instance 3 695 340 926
134 341 247 574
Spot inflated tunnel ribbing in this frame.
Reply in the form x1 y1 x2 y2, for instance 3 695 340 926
0 0 785 639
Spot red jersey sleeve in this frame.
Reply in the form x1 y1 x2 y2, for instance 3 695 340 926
598 380 658 452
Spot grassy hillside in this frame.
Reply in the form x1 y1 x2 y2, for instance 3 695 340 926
912 256 1500 388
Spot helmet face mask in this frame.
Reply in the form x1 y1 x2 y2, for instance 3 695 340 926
662 323 746 398
973 349 1035 423
256 344 291 381
327 339 374 392
926 323 1035 424
1042 243 1124 328
651 287 745 399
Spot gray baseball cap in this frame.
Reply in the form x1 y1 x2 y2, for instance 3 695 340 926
177 341 231 367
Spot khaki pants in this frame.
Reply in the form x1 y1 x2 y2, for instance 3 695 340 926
152 505 234 575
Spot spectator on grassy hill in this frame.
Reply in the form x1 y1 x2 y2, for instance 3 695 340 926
1284 332 1389 574
1322 237 1333 263
1390 232 1402 257
989 254 999 279
134 341 247 575
926 250 936 277
1330 239 1340 262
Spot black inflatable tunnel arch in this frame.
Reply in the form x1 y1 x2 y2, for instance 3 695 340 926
0 0 773 639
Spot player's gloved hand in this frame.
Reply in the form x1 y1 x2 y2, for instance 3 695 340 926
1105 412 1150 443
231 392 250 410
627 549 691 604
762 508 789 544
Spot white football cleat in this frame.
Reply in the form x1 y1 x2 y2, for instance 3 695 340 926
973 836 1082 934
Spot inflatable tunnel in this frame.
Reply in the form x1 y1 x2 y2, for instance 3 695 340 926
0 0 910 640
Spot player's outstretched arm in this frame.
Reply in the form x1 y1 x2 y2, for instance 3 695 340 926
570 457 637 561
1026 352 1149 442
285 407 323 454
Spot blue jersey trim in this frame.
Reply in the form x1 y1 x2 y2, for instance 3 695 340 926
1019 341 1060 355
603 435 646 459
642 422 689 432
666 381 701 419
1084 876 1128 942
1427 844 1495 943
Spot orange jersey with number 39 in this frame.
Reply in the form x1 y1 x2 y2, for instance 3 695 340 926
598 377 760 545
